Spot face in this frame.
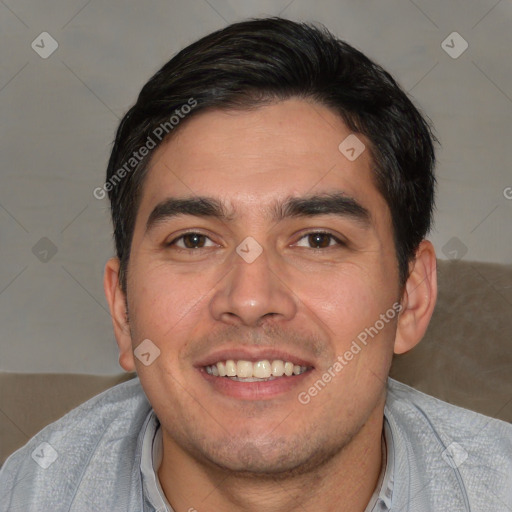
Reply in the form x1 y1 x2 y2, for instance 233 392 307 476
111 99 405 475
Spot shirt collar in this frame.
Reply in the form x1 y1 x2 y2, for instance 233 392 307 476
364 415 395 511
140 411 173 512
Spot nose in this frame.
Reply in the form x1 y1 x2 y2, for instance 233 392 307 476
209 243 298 327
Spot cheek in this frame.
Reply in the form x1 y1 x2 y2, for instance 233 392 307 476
293 268 399 384
293 263 397 338
127 262 207 342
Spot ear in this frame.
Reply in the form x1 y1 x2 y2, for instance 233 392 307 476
103 258 135 371
394 240 437 355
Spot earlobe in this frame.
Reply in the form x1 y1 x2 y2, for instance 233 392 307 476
103 258 135 372
394 241 438 355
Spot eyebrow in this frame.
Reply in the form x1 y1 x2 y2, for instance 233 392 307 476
145 192 371 232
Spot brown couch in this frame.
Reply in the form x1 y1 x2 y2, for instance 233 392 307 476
1 259 511 465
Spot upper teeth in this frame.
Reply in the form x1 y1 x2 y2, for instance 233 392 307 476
205 359 308 379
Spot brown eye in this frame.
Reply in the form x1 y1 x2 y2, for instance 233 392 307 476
182 233 206 248
308 233 331 248
168 232 215 249
295 231 345 249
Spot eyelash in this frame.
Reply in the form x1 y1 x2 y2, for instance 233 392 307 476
166 231 346 251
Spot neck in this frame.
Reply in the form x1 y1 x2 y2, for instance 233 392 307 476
157 401 386 512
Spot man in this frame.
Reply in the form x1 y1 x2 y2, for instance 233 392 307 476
1 17 511 512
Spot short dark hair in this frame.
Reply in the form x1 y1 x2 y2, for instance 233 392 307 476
106 17 437 292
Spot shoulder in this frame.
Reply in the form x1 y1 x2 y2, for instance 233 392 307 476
386 378 512 511
0 377 152 512
387 377 512 440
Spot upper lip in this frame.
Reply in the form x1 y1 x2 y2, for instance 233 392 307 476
194 347 316 369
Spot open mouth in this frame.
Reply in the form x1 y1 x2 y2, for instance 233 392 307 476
204 359 313 382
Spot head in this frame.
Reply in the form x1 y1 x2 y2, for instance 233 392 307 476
104 18 437 477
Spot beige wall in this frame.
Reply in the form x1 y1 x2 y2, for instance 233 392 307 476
1 0 511 374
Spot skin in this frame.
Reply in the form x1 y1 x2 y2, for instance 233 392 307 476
104 99 437 512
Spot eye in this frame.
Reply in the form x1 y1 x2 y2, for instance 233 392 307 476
295 231 345 249
167 232 217 250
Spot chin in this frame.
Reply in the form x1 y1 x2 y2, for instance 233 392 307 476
198 431 350 479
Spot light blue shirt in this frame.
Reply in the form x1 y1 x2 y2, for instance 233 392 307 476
1 377 511 511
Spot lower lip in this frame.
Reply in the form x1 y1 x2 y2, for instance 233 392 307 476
199 368 313 400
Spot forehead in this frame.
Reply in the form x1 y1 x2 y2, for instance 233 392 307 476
137 99 387 223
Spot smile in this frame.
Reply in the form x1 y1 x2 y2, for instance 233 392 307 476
204 359 311 380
